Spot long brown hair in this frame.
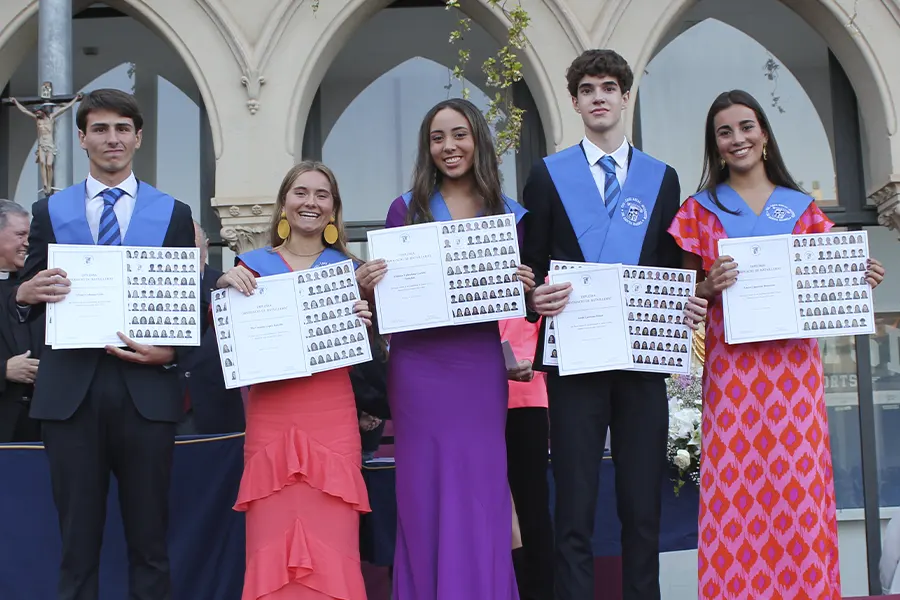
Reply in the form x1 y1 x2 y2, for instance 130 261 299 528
697 90 804 215
267 161 354 259
406 98 507 225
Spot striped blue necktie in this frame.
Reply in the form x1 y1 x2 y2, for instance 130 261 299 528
599 155 620 217
98 187 124 246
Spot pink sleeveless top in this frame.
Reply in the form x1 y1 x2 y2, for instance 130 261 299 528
499 317 548 409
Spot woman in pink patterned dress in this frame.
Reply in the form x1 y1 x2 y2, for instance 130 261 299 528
668 90 885 599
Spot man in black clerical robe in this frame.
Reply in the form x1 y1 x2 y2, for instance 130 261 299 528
0 199 41 443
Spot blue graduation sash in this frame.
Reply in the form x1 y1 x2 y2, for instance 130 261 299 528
239 246 349 277
543 144 666 264
692 184 811 238
48 181 175 246
400 190 527 224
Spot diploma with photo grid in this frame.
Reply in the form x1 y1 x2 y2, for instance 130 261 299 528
719 231 875 344
367 214 525 334
211 259 372 389
548 264 632 376
543 260 697 375
45 244 201 349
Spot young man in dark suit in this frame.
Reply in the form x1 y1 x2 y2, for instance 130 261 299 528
14 88 195 600
521 50 704 600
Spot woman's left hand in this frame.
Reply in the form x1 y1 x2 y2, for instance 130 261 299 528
507 359 534 382
683 295 708 330
352 300 373 328
515 264 536 294
866 258 886 289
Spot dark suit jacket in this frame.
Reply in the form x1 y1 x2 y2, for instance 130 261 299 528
0 276 42 441
177 267 245 434
521 144 682 372
18 190 195 422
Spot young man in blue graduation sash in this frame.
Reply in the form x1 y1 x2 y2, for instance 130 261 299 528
522 50 703 600
13 89 195 600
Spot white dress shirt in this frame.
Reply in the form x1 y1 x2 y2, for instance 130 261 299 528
84 172 138 243
581 136 630 204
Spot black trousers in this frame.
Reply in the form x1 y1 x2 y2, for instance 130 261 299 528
548 371 668 600
507 407 554 600
41 355 176 600
0 398 41 442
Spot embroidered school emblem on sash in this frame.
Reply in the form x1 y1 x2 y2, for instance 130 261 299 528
620 197 648 227
765 203 796 222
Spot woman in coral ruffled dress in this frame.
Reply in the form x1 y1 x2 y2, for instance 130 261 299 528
217 161 372 600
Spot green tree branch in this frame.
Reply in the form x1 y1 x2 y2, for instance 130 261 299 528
445 0 530 160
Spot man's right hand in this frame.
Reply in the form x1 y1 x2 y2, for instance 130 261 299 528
531 282 573 316
15 268 70 305
7 351 39 384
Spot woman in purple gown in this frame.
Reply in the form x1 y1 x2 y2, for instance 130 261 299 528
357 98 535 600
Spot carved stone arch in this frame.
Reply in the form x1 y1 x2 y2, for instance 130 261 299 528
0 0 224 158
649 16 838 155
319 54 496 144
193 0 308 117
541 0 591 55
282 0 569 158
609 0 897 193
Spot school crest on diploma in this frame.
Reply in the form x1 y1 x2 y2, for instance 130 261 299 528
765 203 796 222
620 197 648 227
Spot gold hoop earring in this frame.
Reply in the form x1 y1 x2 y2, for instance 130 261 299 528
277 210 290 241
719 157 726 169
762 144 768 161
323 215 339 245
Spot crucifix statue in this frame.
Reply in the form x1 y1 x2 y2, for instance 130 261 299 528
3 82 82 196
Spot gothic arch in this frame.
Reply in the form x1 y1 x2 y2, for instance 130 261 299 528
0 0 223 158
284 0 565 158
608 0 897 192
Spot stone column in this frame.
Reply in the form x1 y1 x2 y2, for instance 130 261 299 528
871 178 900 239
38 0 74 191
210 196 274 254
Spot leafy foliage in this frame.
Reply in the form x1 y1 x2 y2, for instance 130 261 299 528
445 0 530 160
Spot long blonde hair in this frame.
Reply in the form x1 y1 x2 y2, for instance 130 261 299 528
268 161 353 259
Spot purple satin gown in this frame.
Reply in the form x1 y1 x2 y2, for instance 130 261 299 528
385 197 520 600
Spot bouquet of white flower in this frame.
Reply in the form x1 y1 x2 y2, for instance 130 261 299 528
666 373 702 495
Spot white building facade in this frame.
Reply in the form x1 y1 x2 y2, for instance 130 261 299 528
1 0 899 597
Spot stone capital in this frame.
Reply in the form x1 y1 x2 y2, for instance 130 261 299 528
870 178 900 239
210 196 275 254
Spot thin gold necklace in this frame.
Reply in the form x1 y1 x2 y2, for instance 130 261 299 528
278 245 324 258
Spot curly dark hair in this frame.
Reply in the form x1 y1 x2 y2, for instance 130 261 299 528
565 49 634 97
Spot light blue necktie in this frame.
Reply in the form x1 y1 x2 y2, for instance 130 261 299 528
599 155 620 217
98 187 124 246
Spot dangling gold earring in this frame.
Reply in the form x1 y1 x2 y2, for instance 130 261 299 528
719 157 726 169
762 144 768 161
323 215 339 245
277 210 290 241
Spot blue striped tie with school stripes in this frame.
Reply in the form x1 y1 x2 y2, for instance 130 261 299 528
98 187 124 245
599 155 620 217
